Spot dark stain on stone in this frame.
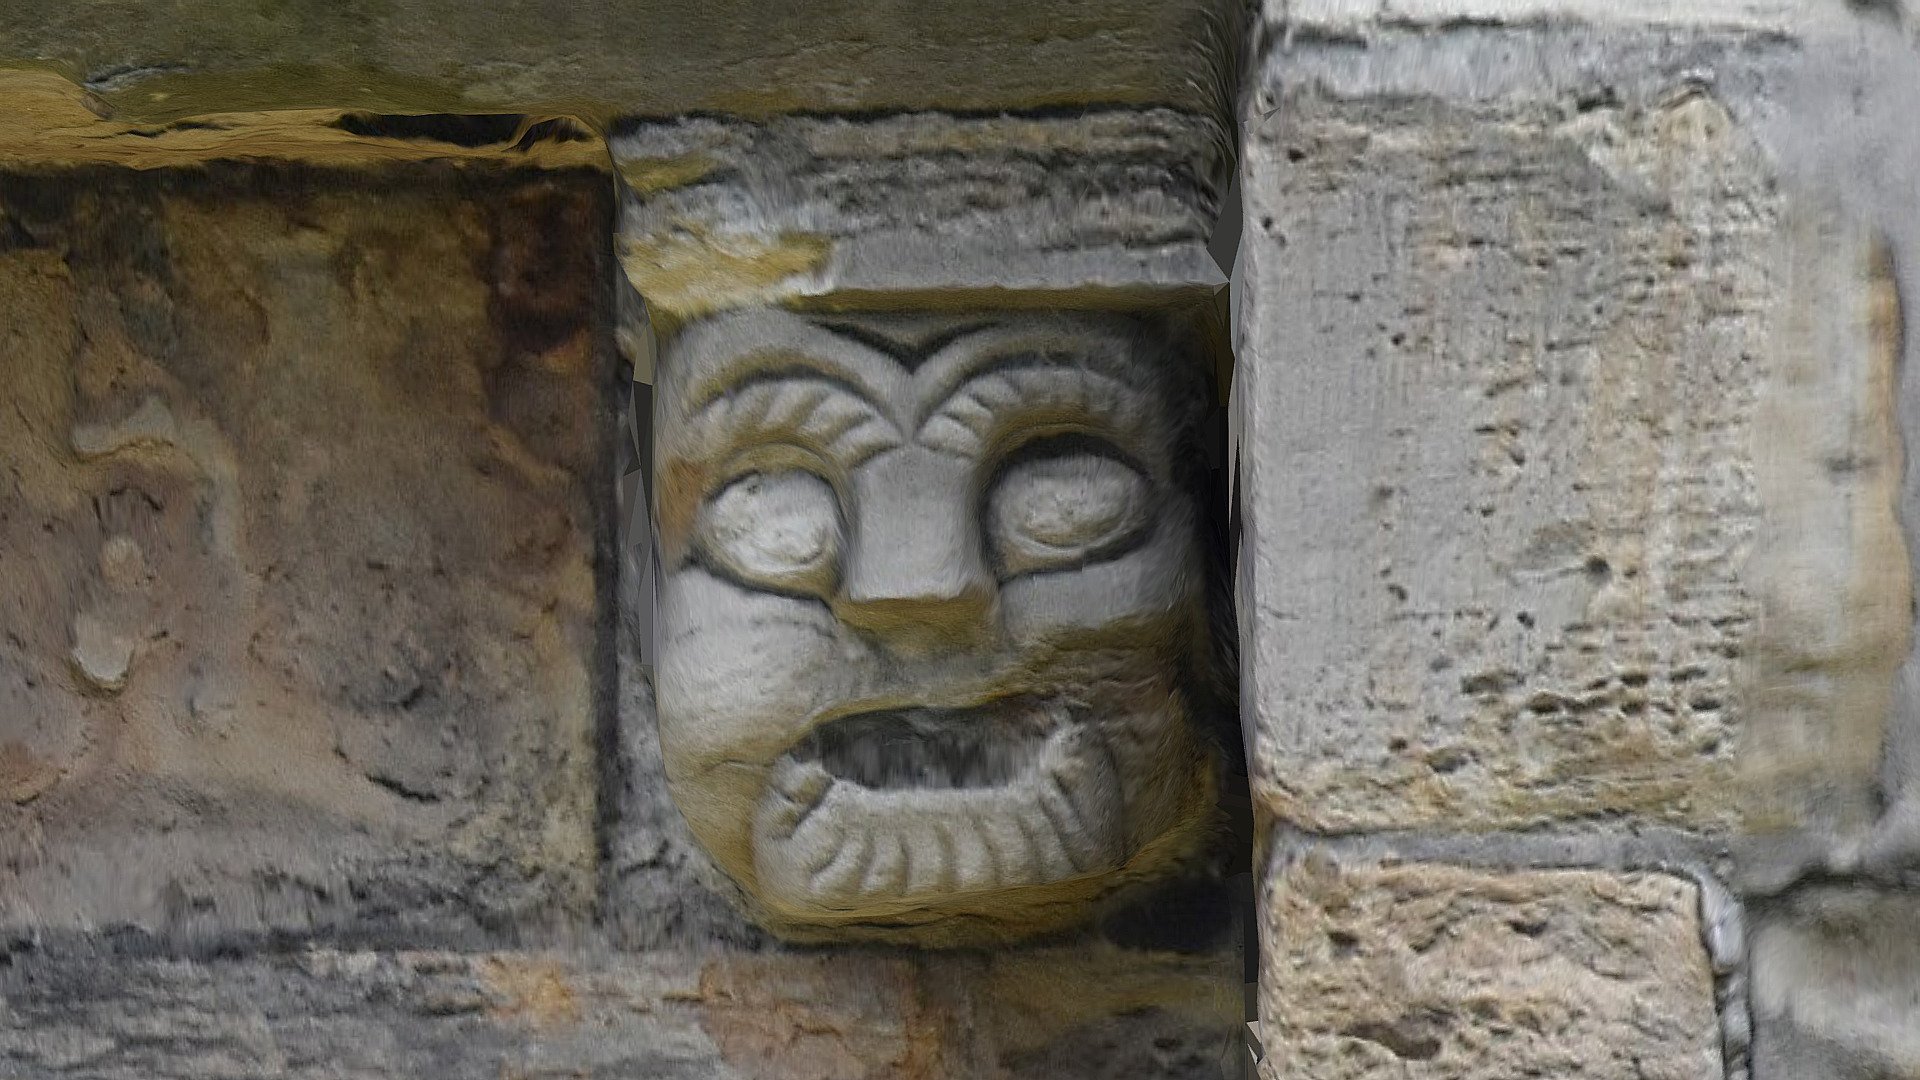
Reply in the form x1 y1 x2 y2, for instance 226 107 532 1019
333 112 529 148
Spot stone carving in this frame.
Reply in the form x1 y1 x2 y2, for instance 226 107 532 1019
652 307 1222 942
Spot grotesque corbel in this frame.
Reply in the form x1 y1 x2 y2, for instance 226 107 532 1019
652 307 1225 944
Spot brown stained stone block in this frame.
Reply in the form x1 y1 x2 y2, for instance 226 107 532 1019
0 166 616 939
1260 855 1721 1080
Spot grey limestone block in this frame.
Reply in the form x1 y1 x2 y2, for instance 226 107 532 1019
1235 14 1916 882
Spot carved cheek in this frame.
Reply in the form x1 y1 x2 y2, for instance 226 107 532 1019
655 568 878 772
997 509 1202 644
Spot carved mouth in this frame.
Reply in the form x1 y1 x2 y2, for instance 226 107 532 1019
752 696 1127 913
794 700 1057 791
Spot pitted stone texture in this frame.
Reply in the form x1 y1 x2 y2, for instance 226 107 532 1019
1259 854 1721 1080
0 167 614 940
611 111 1229 323
1238 71 1910 846
0 942 1237 1079
1750 887 1920 1079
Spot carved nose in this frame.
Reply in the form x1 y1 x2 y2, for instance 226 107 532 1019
836 449 995 652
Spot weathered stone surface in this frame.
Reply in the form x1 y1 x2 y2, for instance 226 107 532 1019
0 0 1242 125
1750 887 1920 1080
0 165 616 940
1259 853 1721 1080
0 71 611 172
0 941 1238 1078
611 111 1229 326
0 947 732 1079
1236 43 1911 853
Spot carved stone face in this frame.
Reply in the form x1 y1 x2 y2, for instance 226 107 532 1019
653 308 1217 941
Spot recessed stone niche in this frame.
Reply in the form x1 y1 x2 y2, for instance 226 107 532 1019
636 301 1245 948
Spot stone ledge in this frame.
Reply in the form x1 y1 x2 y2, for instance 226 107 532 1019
610 109 1231 326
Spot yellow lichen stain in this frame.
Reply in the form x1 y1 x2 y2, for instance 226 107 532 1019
617 226 832 329
616 153 718 195
0 67 611 173
654 455 710 564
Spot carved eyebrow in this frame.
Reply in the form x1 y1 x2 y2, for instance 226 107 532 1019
683 347 894 414
689 372 902 467
916 351 1155 460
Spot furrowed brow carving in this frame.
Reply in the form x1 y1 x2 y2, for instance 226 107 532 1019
688 371 901 469
916 355 1157 462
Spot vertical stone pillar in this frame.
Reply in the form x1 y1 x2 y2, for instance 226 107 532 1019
1237 4 1920 1078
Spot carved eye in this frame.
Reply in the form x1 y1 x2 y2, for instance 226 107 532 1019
698 469 843 594
986 445 1152 577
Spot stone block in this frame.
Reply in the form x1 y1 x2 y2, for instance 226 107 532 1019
0 0 1244 126
1750 887 1920 1080
0 166 616 940
610 110 1230 324
0 940 1238 1079
1237 41 1911 856
0 947 731 1080
1259 853 1722 1079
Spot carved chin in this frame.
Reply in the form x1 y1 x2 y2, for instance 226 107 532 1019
750 699 1130 915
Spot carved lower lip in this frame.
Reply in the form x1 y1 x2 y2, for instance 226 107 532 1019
752 706 1125 913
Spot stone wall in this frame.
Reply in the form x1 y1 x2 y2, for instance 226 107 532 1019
0 154 1248 1077
1236 4 1920 1078
2 2 1920 1078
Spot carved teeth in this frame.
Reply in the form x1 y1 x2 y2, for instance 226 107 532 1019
864 833 910 896
791 699 1058 791
764 759 835 839
813 832 875 900
774 758 834 803
755 701 1127 909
